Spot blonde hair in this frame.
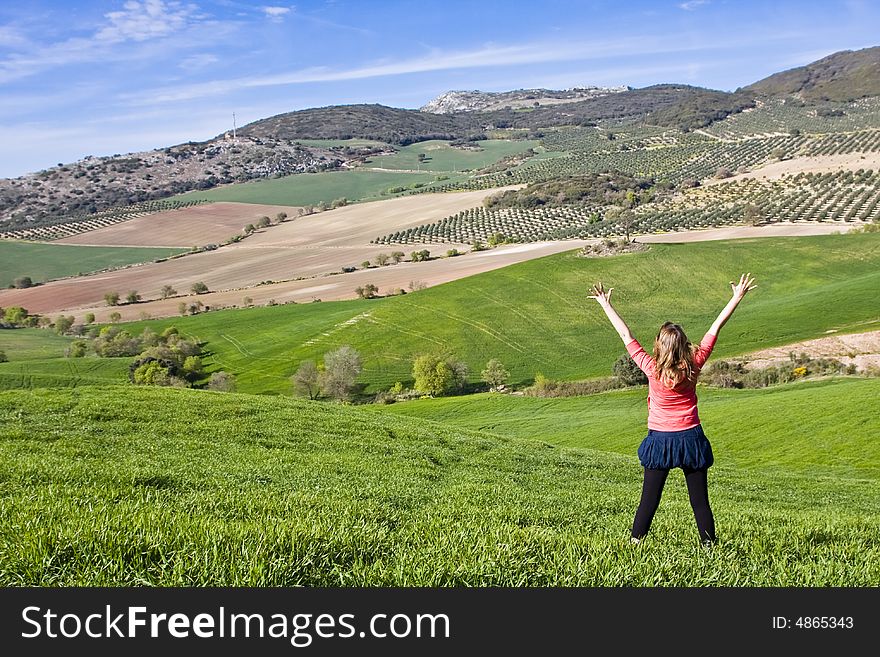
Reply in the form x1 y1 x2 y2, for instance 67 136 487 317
653 322 697 388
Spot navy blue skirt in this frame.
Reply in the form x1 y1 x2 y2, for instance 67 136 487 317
637 424 714 470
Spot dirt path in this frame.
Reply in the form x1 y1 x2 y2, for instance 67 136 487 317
638 222 855 243
732 330 880 372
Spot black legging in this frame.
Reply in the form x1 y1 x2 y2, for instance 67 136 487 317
631 467 716 542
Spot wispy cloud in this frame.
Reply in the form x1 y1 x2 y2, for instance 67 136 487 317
678 0 709 10
0 0 206 84
124 30 804 104
96 0 200 43
262 6 291 22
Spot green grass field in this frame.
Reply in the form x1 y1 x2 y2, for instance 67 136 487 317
370 377 880 478
361 139 539 172
1 385 876 586
102 234 880 395
0 241 186 287
175 169 442 206
0 328 73 360
0 357 130 390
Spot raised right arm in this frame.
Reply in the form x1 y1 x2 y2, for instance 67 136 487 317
708 273 757 337
587 282 634 344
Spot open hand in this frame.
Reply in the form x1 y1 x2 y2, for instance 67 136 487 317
730 273 757 299
588 282 614 305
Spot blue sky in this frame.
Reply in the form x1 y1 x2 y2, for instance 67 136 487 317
0 0 877 177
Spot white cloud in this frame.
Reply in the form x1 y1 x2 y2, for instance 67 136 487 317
96 0 200 44
0 1 205 84
262 6 291 21
678 0 709 10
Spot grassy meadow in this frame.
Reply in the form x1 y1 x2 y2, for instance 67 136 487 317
175 169 443 206
370 377 880 478
360 139 540 172
0 241 185 287
100 233 880 394
1 385 877 586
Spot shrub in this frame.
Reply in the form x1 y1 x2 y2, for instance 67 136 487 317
612 353 648 385
292 360 320 399
481 359 510 390
66 340 89 358
126 290 141 304
413 355 468 396
84 313 95 325
355 284 379 299
0 350 7 363
191 281 209 294
391 251 405 263
104 292 120 306
160 285 177 299
109 312 122 323
13 276 33 289
207 371 236 392
319 346 362 401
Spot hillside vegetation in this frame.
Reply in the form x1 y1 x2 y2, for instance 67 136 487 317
0 385 876 586
746 46 880 101
0 241 185 288
58 234 880 394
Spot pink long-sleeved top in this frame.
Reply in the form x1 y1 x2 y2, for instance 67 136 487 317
625 333 717 431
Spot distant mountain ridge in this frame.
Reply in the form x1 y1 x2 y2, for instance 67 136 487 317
3 46 879 230
419 86 630 114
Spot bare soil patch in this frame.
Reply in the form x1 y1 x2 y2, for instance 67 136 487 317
702 151 880 186
733 330 880 372
55 202 302 248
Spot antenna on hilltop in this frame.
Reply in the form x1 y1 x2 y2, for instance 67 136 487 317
232 112 237 141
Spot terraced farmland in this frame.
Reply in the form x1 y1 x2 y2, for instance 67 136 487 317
374 168 878 245
0 199 207 241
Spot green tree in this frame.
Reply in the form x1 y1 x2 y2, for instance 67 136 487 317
4 306 28 325
471 239 486 252
109 311 122 323
292 360 320 399
66 340 88 358
481 359 510 390
182 355 203 379
390 251 405 263
178 302 188 316
413 355 468 396
13 276 33 289
191 281 209 294
319 346 362 401
104 291 120 306
375 253 390 266
84 313 95 325
361 260 372 269
126 290 141 304
243 223 256 235
131 360 171 386
54 315 74 335
160 285 177 299
257 216 271 228
446 248 460 257
275 212 288 223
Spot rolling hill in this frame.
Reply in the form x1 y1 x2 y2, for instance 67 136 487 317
1 385 877 586
746 46 880 101
6 233 876 395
